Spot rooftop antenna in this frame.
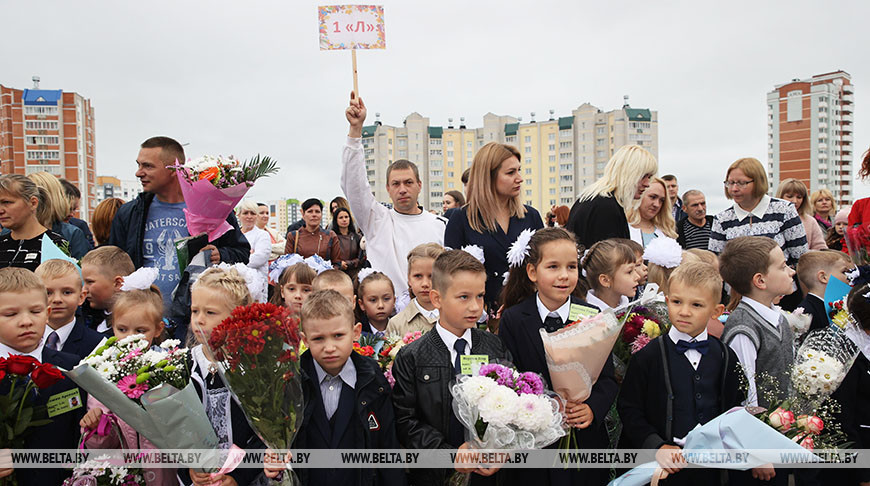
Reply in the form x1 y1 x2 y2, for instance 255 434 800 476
32 76 40 89
530 112 536 123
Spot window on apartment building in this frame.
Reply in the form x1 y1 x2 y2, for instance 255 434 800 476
430 139 442 146
549 177 556 184
525 168 532 175
467 151 473 159
448 182 454 188
549 155 556 162
26 151 60 160
525 146 532 154
467 141 473 148
447 151 454 158
550 199 556 206
596 127 605 135
560 164 572 171
525 190 532 197
431 191 442 197
525 158 532 164
24 164 62 176
560 141 572 149
549 188 556 195
560 129 571 138
549 133 555 141
24 106 58 115
429 149 442 157
787 90 803 122
561 175 573 181
25 136 59 144
448 172 454 178
560 153 572 160
25 121 59 130
525 180 532 185
447 141 453 147
506 136 516 143
549 144 555 151
447 161 453 167
431 170 442 177
549 166 556 173
524 136 531 143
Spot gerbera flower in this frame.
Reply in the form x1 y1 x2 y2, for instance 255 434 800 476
117 374 149 399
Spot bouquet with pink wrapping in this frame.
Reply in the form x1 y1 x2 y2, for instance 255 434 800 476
173 154 278 241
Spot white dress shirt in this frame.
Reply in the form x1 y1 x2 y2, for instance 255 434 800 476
668 327 708 371
728 296 781 406
0 340 44 360
535 293 570 324
733 194 772 222
414 298 439 321
435 322 473 366
47 318 76 352
313 356 357 419
585 290 629 313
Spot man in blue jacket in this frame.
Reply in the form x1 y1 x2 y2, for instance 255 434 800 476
108 136 250 337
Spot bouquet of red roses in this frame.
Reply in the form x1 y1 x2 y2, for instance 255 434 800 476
207 303 304 485
0 356 65 448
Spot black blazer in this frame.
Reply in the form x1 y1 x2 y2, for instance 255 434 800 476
295 351 406 486
566 194 630 249
391 328 510 486
799 293 828 333
827 352 870 484
617 335 744 450
15 348 87 486
60 317 104 361
498 295 616 486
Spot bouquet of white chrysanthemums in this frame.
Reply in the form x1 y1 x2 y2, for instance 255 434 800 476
451 363 565 449
791 327 858 399
63 455 145 486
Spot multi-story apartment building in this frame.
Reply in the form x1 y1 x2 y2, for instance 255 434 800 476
96 175 142 202
0 78 97 220
767 71 854 204
361 98 658 212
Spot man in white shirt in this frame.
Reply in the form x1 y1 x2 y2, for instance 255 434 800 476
342 93 446 290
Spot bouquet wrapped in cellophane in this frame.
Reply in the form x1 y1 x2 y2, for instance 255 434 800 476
172 154 278 242
354 330 426 387
64 335 226 471
449 363 565 486
207 303 304 485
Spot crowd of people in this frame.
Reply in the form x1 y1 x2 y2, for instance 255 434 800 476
0 91 868 486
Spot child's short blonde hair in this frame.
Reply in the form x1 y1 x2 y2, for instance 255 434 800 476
114 286 164 330
432 249 485 293
647 263 677 294
407 243 445 270
312 269 353 292
35 259 82 288
0 267 46 300
796 250 851 289
682 248 718 266
80 246 135 278
300 289 354 333
193 267 253 308
668 262 723 302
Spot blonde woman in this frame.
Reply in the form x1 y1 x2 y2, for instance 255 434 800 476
27 172 91 258
810 188 837 232
626 177 677 247
708 157 808 267
777 179 827 250
0 174 68 271
444 142 543 308
566 145 658 248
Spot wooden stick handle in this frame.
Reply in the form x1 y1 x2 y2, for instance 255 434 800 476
352 49 359 97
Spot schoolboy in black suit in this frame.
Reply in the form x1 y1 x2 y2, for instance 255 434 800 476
0 268 86 486
392 250 511 486
796 250 852 332
35 259 103 360
266 290 405 486
618 262 746 485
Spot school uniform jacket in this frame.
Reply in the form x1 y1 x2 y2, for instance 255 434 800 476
498 295 617 486
60 316 104 361
295 351 406 486
391 327 511 486
617 335 744 450
828 352 870 484
799 293 829 333
15 348 86 486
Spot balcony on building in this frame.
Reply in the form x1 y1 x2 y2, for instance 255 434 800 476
818 101 828 108
842 124 852 133
843 94 854 103
819 143 828 150
818 122 828 129
819 173 828 180
819 153 828 159
818 111 828 118
844 84 854 94
842 114 854 122
841 103 853 113
843 153 853 162
842 134 853 142
819 163 828 171
819 132 828 139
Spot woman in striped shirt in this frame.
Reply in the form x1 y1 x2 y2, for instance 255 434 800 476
708 157 808 267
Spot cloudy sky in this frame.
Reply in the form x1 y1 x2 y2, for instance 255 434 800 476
2 0 868 214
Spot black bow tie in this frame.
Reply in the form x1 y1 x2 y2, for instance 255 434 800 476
675 339 709 355
543 315 564 333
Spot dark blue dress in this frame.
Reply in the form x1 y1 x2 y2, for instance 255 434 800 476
444 205 543 308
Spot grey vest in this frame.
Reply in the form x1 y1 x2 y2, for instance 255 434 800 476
722 301 794 408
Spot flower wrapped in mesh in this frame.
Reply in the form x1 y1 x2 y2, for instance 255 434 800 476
791 327 858 400
206 302 304 485
449 362 565 485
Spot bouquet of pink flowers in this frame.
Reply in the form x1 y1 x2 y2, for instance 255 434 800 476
172 154 278 241
354 331 426 387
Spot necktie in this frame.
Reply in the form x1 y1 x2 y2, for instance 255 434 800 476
543 314 564 333
453 339 467 375
45 331 60 351
675 339 709 355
